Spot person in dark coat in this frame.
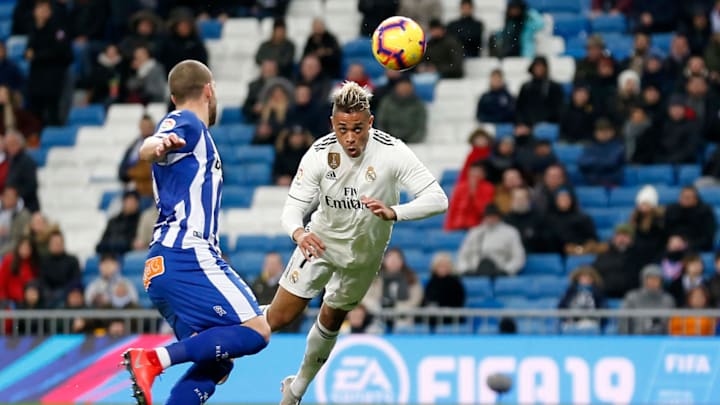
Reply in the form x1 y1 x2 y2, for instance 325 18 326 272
505 187 545 252
704 251 720 307
589 56 619 121
560 84 596 143
118 10 163 61
358 0 399 37
423 253 465 326
255 18 295 78
629 186 667 267
250 252 301 332
287 84 330 138
664 35 691 86
419 19 464 78
486 137 516 183
95 191 141 256
592 224 642 299
476 69 515 123
446 0 484 57
684 75 720 141
25 0 73 126
516 56 564 125
574 34 606 84
667 254 707 307
633 0 680 33
578 118 625 186
272 126 315 186
5 132 39 213
242 60 279 123
532 163 575 215
68 0 108 43
681 6 711 55
665 186 717 251
654 94 702 164
295 55 332 105
0 43 25 94
544 188 598 255
302 18 342 79
38 230 80 308
558 266 608 330
79 43 125 106
159 8 208 72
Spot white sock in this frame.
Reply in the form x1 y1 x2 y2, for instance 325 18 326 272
290 320 339 397
155 347 172 369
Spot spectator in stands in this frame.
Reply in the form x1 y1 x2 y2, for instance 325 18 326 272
633 0 680 33
418 19 464 79
376 76 427 143
0 186 30 256
302 18 342 79
0 237 38 306
253 79 293 145
642 54 670 96
243 60 279 123
255 19 295 78
38 230 80 308
590 57 619 120
423 252 466 327
620 264 676 334
560 84 596 143
63 283 97 334
476 69 516 124
0 138 7 191
0 42 25 95
341 304 383 334
685 75 719 140
704 33 720 81
11 0 37 36
445 161 495 231
447 0 484 58
650 95 702 164
629 186 667 266
661 234 690 282
26 212 57 257
26 0 73 126
119 10 162 60
505 187 545 252
251 252 302 332
96 190 141 256
700 144 720 185
80 44 125 107
68 0 109 79
624 105 653 162
296 55 332 104
705 251 720 306
118 115 154 197
579 118 625 186
524 139 558 180
623 32 651 76
398 0 442 31
666 186 717 251
343 63 374 91
287 84 330 138
358 0 400 37
6 131 39 213
516 56 564 125
682 6 712 55
159 8 209 72
0 85 41 145
575 35 607 84
558 266 607 331
132 205 158 251
125 45 167 104
532 164 573 214
545 189 599 256
85 254 139 309
273 125 314 186
667 254 707 306
665 35 692 84
371 69 404 112
493 167 525 214
591 0 632 16
615 70 642 122
16 281 46 334
458 129 493 182
592 224 642 299
511 122 538 177
363 248 424 329
457 204 526 276
486 138 516 183
491 0 544 58
669 286 716 335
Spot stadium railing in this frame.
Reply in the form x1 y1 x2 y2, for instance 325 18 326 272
2 308 720 337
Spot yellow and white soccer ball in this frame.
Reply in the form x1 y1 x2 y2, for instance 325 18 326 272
371 16 427 71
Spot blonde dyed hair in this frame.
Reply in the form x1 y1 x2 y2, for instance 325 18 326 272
332 81 372 115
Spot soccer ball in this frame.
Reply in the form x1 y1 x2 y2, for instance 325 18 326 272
371 16 426 71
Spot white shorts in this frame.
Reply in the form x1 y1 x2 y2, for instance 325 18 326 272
279 244 381 311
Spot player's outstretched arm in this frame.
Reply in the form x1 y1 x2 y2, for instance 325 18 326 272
140 134 187 163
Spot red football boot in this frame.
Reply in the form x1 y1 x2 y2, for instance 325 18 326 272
122 348 163 405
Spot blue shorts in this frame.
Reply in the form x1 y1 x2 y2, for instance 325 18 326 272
144 243 262 340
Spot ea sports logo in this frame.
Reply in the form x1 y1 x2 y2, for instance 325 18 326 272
316 335 410 404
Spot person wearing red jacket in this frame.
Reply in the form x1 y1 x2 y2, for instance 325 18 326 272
458 129 493 182
0 236 39 305
445 160 496 231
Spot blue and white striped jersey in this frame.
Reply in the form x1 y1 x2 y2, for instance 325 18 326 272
150 110 223 250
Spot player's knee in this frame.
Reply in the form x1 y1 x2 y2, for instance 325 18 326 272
245 314 272 343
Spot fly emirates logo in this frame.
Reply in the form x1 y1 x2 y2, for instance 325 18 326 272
324 187 368 210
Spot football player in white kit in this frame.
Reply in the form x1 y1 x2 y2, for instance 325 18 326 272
264 81 448 405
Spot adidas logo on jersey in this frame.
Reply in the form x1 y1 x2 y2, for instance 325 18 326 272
325 171 337 180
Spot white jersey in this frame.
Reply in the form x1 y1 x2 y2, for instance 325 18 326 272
281 129 447 265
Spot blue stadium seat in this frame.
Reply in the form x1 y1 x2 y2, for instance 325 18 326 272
542 0 582 13
6 35 27 62
586 207 631 229
534 122 559 142
554 144 583 165
399 191 412 203
698 187 720 206
552 13 589 40
422 230 466 252
220 107 244 124
219 234 232 254
562 323 601 335
676 164 701 186
565 254 596 273
198 20 223 39
607 298 623 309
390 228 425 250
123 251 148 276
139 294 154 309
224 163 272 186
597 227 614 241
403 249 431 274
590 14 626 34
498 296 533 309
575 186 608 208
270 235 295 254
565 164 584 185
0 20 10 40
440 169 460 188
26 147 48 167
652 33 674 53
462 277 493 299
0 3 13 20
343 39 373 58
212 125 230 142
222 186 254 208
434 323 474 335
235 235 274 252
531 276 568 298
228 252 265 279
563 36 586 58
415 82 434 102
629 165 674 185
40 126 78 147
493 123 514 139
412 213 446 229
227 124 255 145
608 186 640 207
98 190 121 210
657 187 680 205
85 255 100 275
234 145 274 164
467 297 503 309
701 252 716 278
68 105 105 126
394 324 431 335
218 147 240 165
523 254 564 275
605 35 633 60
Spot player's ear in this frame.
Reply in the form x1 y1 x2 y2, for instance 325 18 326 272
368 114 374 127
170 94 177 106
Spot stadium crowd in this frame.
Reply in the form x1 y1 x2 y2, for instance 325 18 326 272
2 0 720 337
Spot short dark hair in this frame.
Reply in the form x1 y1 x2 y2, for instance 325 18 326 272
168 60 212 104
461 0 473 6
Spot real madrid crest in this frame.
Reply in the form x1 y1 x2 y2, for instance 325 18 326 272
328 152 340 169
290 270 300 283
365 166 377 182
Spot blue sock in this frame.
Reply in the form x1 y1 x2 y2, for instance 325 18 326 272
166 359 234 405
166 325 267 365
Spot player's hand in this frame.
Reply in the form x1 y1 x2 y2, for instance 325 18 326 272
154 134 186 158
361 196 397 221
293 229 326 261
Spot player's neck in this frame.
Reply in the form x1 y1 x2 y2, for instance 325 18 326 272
176 102 209 127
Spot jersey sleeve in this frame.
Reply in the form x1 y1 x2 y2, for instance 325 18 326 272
391 141 448 221
281 148 323 237
153 114 202 155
